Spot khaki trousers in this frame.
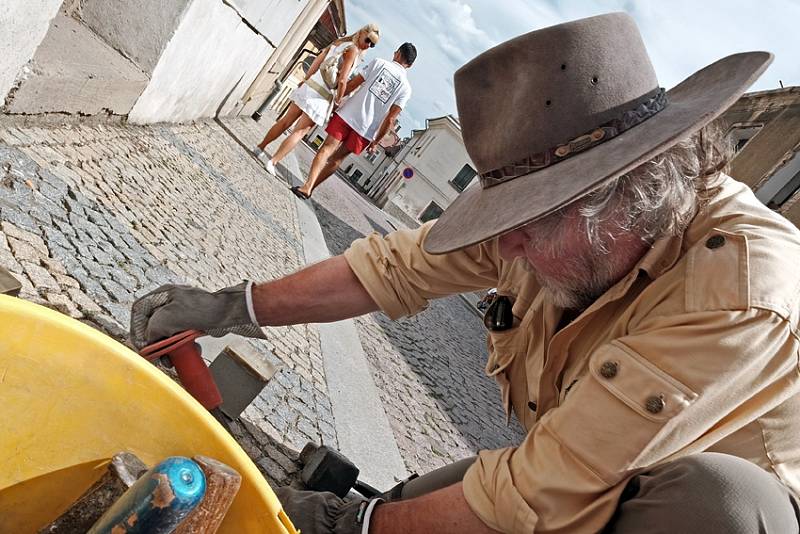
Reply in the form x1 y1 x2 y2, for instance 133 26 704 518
387 453 800 533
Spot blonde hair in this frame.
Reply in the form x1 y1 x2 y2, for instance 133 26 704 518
332 23 380 56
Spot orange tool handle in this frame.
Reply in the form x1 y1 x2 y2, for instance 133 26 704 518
169 341 222 411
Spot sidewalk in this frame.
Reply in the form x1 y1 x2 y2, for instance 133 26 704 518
0 115 328 486
0 112 524 490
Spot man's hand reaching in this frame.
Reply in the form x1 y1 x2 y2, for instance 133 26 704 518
129 282 264 349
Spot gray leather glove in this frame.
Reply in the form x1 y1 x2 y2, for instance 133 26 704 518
129 282 265 349
275 486 383 534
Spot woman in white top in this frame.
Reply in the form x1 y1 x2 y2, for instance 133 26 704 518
254 24 380 175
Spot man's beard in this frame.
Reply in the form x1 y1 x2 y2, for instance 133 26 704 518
524 256 617 310
522 216 621 310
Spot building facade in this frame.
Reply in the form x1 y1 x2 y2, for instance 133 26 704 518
1 0 344 124
378 116 477 227
721 86 800 224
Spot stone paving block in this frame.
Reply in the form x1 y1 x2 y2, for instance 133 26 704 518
53 272 80 289
1 206 38 232
45 292 83 318
102 302 131 326
1 222 47 253
256 456 292 487
41 256 67 274
14 271 36 296
21 261 60 292
296 417 320 442
83 311 127 341
7 237 43 264
67 287 103 314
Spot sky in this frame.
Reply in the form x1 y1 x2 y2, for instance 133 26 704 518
346 0 800 135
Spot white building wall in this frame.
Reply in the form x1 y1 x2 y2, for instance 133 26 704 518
241 0 330 115
77 0 192 74
385 120 475 223
229 0 309 46
128 0 275 123
0 0 62 108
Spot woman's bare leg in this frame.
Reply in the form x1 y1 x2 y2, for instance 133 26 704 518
297 136 351 197
257 103 303 149
270 113 317 165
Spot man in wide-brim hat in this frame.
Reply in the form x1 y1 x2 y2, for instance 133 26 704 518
131 13 800 533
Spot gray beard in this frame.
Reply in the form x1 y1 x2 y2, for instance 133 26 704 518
524 255 618 311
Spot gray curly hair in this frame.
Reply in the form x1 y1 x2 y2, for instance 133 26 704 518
578 122 733 252
523 122 733 309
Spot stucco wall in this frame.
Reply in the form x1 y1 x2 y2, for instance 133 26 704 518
410 127 472 203
230 0 309 46
391 173 451 221
388 123 474 221
78 0 192 74
0 0 62 107
128 0 274 123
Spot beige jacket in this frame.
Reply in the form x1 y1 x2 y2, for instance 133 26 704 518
344 176 800 533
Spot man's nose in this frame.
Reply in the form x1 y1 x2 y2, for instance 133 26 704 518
498 229 527 261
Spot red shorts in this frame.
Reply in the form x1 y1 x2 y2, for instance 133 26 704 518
325 113 370 155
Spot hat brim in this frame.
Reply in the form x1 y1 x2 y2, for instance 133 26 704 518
424 52 773 254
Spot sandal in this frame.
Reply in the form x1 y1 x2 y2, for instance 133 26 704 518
290 186 310 200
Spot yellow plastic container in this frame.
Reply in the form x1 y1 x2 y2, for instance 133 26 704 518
0 295 298 534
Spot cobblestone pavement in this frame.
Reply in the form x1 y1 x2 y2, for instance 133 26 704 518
1 111 525 488
275 140 526 474
0 116 334 487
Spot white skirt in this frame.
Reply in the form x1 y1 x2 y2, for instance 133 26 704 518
291 82 333 127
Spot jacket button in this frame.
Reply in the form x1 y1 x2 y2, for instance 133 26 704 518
705 235 726 249
528 400 537 412
599 361 619 379
645 395 665 414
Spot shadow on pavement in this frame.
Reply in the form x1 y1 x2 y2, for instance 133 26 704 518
309 199 366 256
364 214 391 236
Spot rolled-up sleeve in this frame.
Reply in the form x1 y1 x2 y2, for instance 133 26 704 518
463 307 800 533
343 222 501 319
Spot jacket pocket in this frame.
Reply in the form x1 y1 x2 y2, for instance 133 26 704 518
544 341 698 484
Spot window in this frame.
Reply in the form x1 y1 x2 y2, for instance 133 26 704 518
756 151 800 209
419 201 444 222
351 169 363 182
450 164 477 192
301 54 315 75
728 124 763 153
365 151 379 163
767 166 800 209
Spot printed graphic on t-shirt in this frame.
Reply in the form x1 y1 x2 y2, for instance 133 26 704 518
369 68 402 104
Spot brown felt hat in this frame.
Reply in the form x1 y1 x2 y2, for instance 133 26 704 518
424 12 772 254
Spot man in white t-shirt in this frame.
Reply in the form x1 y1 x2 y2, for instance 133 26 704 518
290 43 416 199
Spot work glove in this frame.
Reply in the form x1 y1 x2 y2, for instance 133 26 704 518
275 486 383 534
129 282 265 349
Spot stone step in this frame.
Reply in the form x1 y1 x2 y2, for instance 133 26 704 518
4 13 149 116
